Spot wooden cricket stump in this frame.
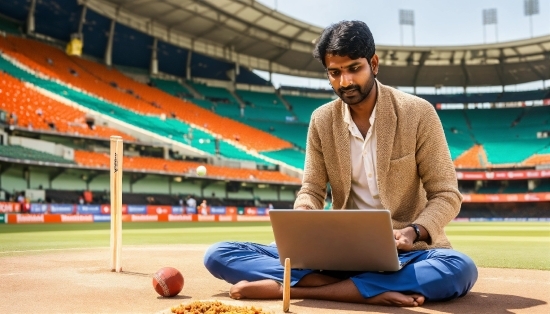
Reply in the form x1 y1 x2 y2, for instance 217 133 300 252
110 136 123 272
283 258 291 312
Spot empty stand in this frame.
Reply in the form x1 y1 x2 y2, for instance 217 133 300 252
523 144 550 166
419 89 550 105
523 154 550 165
235 119 308 149
188 81 240 104
0 145 75 164
235 90 292 122
467 107 548 164
0 44 281 165
3 34 550 170
435 110 476 160
453 145 487 169
150 78 193 100
0 35 292 153
0 71 134 141
261 149 305 170
283 95 333 123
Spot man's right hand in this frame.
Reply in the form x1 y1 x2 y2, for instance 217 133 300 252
394 228 416 252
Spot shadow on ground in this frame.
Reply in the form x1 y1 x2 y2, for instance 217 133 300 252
423 292 547 314
285 292 547 313
156 295 192 301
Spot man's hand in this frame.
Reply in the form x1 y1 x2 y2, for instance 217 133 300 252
394 227 417 251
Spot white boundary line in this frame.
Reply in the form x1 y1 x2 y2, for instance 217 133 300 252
0 244 210 254
0 247 108 254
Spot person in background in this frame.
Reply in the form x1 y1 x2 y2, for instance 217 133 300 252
199 199 208 215
186 195 197 212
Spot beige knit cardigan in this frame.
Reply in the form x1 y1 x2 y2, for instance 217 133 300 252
294 81 462 250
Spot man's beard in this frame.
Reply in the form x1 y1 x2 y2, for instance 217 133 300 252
334 75 375 106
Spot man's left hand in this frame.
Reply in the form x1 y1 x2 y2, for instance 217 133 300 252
394 228 416 251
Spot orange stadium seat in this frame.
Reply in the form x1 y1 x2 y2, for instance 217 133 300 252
454 145 487 168
73 150 300 184
0 71 135 141
0 35 292 152
0 36 61 80
522 154 550 166
74 150 110 168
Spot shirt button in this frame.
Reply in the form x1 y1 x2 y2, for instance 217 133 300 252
368 173 373 178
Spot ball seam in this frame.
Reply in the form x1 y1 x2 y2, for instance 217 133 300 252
154 273 171 297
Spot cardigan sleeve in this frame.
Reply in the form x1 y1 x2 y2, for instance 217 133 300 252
413 102 462 244
294 112 329 209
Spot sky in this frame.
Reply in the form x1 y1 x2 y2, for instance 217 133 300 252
254 0 550 91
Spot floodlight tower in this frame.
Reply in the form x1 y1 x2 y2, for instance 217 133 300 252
524 0 539 38
399 9 415 46
482 8 498 43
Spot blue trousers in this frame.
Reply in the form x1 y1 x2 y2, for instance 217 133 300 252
203 241 478 301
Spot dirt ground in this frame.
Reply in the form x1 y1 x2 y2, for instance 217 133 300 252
1 245 548 314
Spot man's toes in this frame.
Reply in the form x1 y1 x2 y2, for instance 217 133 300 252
229 280 249 299
411 294 425 306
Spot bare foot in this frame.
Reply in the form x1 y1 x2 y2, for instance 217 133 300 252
366 292 425 307
229 280 282 300
229 280 425 307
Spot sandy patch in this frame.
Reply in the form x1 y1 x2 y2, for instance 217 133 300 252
0 245 548 313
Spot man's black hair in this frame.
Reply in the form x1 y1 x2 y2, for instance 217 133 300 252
313 20 376 68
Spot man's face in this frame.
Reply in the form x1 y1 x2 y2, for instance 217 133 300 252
325 54 378 106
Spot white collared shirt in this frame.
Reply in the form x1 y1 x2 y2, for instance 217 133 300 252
343 103 383 209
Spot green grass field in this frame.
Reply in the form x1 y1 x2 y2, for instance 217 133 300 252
1 221 549 270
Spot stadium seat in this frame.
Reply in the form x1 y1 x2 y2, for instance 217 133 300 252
0 35 293 153
453 145 487 168
0 145 75 164
261 149 305 170
0 71 134 141
282 95 333 123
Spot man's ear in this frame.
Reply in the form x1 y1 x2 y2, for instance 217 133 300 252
370 54 379 76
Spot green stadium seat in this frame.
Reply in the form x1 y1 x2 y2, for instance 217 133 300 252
0 145 75 164
283 95 333 123
261 149 305 169
0 17 21 35
187 81 240 104
150 78 191 97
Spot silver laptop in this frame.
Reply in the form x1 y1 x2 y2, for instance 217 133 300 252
269 209 403 272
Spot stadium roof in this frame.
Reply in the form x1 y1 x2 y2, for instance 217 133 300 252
85 0 550 87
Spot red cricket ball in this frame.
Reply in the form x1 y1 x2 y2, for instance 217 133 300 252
152 267 184 297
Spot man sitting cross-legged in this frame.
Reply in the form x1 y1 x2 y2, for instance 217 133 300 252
203 20 478 307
